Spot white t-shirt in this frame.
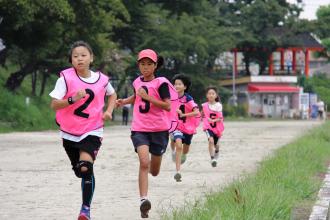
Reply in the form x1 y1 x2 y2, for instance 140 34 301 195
318 101 325 112
208 102 223 112
49 70 115 142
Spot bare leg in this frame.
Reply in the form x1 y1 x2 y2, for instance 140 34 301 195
137 145 150 198
183 144 190 154
149 154 162 176
175 139 183 172
208 137 215 158
170 139 175 152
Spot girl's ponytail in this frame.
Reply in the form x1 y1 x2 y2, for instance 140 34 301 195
156 56 164 71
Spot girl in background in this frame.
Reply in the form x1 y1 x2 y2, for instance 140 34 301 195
170 74 200 182
201 86 224 167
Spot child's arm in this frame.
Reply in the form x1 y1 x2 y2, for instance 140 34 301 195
210 114 224 123
50 89 86 111
137 88 171 111
103 92 117 121
177 107 200 118
116 95 135 107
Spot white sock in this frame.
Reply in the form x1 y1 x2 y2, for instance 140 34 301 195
140 197 148 203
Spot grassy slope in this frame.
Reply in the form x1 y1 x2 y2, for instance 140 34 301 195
0 65 58 132
165 121 330 220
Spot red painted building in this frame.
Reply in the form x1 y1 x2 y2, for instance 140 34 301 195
220 32 324 118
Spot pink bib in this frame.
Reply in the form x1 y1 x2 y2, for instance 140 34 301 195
131 77 178 132
56 68 109 136
202 102 224 137
172 94 200 135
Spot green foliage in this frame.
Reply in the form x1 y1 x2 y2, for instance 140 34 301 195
299 74 330 106
316 5 330 39
0 0 129 90
223 104 248 118
164 121 330 220
0 82 56 132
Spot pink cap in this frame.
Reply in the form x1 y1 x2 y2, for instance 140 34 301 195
138 49 158 63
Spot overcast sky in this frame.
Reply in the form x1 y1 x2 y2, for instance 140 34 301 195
287 0 330 20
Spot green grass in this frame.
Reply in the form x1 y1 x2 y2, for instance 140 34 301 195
164 121 330 220
0 64 58 132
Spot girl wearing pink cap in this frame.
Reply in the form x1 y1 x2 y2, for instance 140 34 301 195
50 41 117 220
202 86 224 167
116 49 176 218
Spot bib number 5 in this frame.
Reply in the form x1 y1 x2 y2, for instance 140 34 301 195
139 86 150 113
210 113 217 128
74 88 95 118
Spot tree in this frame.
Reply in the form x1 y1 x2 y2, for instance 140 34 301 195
0 0 129 91
220 0 301 75
316 5 330 56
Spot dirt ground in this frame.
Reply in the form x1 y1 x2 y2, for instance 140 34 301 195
0 121 322 220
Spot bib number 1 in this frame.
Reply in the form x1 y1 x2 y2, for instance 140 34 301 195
178 104 186 123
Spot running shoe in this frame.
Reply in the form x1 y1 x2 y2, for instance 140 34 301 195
140 199 151 218
211 159 217 167
78 205 90 220
174 172 182 182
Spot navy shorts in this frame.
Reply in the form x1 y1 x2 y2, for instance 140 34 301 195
131 131 169 156
63 135 102 173
171 130 193 146
205 129 220 145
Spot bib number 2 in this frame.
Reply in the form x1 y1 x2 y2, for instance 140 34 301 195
139 86 150 113
74 89 95 118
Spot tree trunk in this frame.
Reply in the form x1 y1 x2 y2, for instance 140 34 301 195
0 49 7 66
39 71 48 96
244 53 251 76
5 63 35 91
31 71 37 96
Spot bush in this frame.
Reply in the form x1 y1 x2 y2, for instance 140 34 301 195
223 104 248 118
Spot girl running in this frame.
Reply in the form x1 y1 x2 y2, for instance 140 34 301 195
116 49 176 218
202 86 224 167
49 41 117 220
170 74 200 182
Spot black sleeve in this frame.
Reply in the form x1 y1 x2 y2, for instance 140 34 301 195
158 82 170 100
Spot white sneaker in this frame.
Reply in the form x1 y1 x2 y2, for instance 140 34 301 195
211 159 217 167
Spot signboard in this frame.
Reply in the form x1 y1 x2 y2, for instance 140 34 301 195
250 76 297 83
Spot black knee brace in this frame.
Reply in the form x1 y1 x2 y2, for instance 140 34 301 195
74 160 93 178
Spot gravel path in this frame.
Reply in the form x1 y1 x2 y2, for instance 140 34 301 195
0 121 322 220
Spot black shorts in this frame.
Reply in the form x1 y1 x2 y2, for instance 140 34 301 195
131 131 169 156
63 135 102 167
171 130 194 146
205 129 220 145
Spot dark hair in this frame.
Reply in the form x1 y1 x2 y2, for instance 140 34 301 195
206 86 220 102
68 41 93 63
171 74 192 92
155 56 164 71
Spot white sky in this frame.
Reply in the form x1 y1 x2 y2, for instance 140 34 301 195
287 0 330 20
